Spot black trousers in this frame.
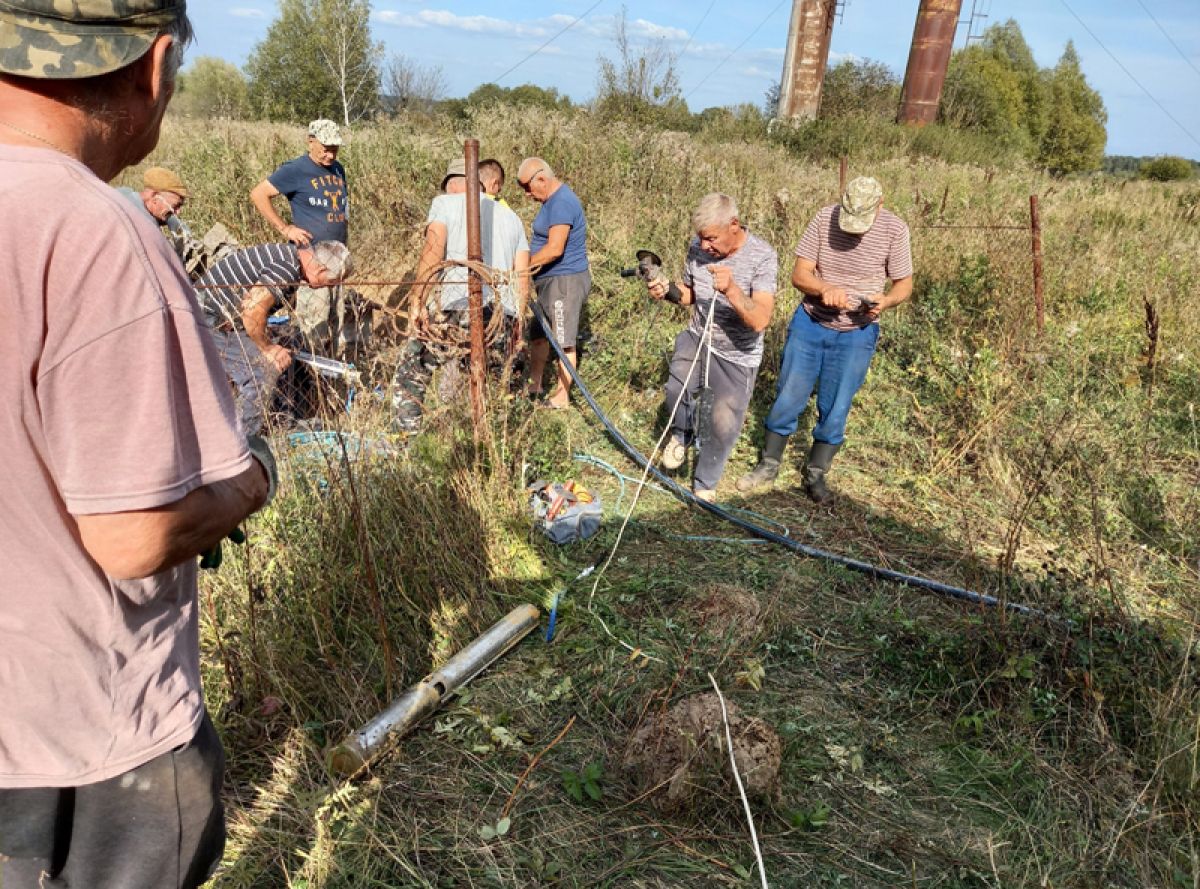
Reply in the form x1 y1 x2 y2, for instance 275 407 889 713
0 712 226 889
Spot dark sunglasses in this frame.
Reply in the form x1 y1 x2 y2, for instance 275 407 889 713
518 168 544 191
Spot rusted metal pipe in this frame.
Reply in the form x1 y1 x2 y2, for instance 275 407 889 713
777 0 836 120
464 139 486 438
1030 194 1044 334
327 604 541 776
898 0 963 125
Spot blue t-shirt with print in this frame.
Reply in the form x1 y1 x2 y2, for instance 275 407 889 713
268 154 349 244
531 183 588 278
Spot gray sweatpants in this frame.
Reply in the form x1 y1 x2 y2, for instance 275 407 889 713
211 329 280 436
664 328 759 492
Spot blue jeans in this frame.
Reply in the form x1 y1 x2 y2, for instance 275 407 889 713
764 308 879 445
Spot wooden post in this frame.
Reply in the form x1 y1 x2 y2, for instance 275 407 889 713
1030 194 1044 335
464 139 486 437
838 154 848 194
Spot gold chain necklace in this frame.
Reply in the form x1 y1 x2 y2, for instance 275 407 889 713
0 119 75 157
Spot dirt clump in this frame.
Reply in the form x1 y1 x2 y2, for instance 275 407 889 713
622 692 781 813
692 584 763 642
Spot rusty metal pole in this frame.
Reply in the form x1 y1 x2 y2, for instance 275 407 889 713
464 139 486 437
777 0 837 120
1030 194 1044 335
838 155 847 194
898 0 963 125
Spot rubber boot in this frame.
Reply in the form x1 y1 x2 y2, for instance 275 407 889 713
736 430 789 492
803 441 842 504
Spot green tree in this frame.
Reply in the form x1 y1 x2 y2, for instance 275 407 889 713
1140 155 1195 181
941 45 1031 151
173 56 250 119
1038 42 1106 174
595 6 687 127
246 0 381 124
818 58 899 120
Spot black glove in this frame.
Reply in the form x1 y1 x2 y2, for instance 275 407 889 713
199 526 245 571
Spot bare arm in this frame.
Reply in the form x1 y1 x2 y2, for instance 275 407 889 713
241 286 291 372
529 223 570 271
250 179 311 246
710 265 773 332
515 248 530 301
410 222 447 325
793 256 911 318
75 461 269 580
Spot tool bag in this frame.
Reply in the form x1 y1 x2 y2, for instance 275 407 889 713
527 479 602 544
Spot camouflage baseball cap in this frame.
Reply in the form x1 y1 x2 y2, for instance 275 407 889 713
307 119 343 146
838 176 883 235
0 0 186 79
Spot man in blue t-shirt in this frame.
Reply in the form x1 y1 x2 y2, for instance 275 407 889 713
518 156 590 409
250 119 351 355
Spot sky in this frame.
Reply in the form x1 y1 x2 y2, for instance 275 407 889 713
194 1 1200 158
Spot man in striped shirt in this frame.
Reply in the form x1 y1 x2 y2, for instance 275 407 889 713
196 241 353 434
739 176 913 503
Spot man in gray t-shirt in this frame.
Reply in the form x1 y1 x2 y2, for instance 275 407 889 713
644 193 777 500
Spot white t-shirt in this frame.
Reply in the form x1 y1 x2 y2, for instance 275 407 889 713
426 193 529 315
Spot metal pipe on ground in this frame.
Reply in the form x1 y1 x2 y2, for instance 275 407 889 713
327 604 541 776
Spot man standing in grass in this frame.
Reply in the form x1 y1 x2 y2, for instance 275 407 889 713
644 193 777 502
250 119 350 354
739 176 912 502
519 156 590 408
0 2 273 886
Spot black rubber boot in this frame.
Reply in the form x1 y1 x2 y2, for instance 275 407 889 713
803 441 842 504
736 430 789 492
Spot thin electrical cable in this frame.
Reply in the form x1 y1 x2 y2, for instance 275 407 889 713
1057 0 1200 152
677 0 718 59
709 672 769 889
684 0 788 102
494 0 607 84
583 296 719 663
1132 0 1200 84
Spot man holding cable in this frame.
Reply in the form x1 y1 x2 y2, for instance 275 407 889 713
738 176 912 503
644 193 777 502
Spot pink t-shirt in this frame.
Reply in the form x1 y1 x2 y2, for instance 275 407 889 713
0 145 253 788
796 205 913 332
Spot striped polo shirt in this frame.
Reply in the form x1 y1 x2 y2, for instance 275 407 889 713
796 205 912 332
195 243 301 329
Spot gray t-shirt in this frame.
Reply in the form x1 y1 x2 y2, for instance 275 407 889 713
426 193 529 316
682 231 778 368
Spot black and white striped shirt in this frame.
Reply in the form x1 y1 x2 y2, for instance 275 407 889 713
195 243 301 329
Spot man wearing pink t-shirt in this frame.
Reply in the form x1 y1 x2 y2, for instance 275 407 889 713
0 2 271 887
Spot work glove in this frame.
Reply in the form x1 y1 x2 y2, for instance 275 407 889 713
199 435 278 571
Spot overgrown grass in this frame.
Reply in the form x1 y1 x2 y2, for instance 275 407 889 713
135 107 1200 887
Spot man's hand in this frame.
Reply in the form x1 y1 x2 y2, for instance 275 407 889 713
818 284 851 310
282 223 313 246
647 275 670 300
263 343 292 373
708 265 733 294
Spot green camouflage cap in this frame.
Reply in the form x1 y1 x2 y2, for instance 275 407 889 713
838 176 883 235
0 0 185 79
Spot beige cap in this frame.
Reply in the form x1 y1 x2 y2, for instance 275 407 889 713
142 166 188 197
441 157 465 191
307 119 343 146
838 176 883 234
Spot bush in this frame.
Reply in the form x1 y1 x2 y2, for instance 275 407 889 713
1140 155 1195 182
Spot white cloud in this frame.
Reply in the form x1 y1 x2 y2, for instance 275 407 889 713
375 9 550 38
229 7 267 19
628 18 689 42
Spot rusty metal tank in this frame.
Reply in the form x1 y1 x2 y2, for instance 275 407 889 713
898 0 963 125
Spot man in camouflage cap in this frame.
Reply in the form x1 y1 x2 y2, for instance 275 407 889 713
0 3 274 887
739 176 913 503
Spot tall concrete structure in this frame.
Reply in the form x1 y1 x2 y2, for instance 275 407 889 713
897 0 963 125
777 0 837 120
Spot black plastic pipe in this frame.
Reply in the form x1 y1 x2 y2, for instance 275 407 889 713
530 302 1066 626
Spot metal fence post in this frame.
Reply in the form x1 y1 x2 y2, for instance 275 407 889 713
1030 193 1044 335
464 139 486 437
838 154 847 194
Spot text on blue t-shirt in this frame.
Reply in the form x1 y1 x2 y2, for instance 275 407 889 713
268 155 349 244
